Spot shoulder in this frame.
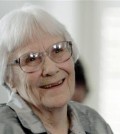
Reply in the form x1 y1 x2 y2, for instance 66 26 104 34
68 101 104 123
0 103 25 134
68 101 113 134
69 101 103 120
0 103 17 120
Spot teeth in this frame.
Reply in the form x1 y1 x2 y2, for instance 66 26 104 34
45 85 52 88
41 79 64 89
58 80 62 84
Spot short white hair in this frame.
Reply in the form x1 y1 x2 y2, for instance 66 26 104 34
0 5 79 86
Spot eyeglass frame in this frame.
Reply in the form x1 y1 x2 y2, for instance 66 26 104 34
8 41 73 73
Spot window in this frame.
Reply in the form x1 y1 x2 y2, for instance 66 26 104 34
99 7 120 134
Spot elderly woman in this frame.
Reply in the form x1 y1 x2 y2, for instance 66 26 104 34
0 5 113 134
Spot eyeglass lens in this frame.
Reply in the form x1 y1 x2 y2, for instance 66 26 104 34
19 41 72 72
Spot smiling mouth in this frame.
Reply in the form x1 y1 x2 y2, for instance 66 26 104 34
40 79 65 89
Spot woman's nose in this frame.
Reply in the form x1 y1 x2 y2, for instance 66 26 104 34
41 56 59 77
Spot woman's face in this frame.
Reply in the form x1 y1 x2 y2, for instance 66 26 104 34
10 34 75 110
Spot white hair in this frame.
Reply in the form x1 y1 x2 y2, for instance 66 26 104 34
0 5 79 86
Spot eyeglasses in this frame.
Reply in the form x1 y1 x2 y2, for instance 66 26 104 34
10 41 72 73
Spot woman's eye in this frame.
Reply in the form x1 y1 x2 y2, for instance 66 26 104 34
25 56 36 64
54 48 63 53
23 54 40 66
27 57 35 61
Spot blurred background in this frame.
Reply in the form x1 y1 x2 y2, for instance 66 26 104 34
0 0 120 133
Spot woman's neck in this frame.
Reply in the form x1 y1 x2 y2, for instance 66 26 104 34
31 104 69 134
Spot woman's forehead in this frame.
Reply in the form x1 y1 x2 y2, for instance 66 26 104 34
34 34 64 49
10 34 64 58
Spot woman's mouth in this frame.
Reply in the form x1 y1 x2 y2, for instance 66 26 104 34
40 79 65 89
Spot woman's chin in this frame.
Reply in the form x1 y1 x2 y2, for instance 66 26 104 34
43 96 70 109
